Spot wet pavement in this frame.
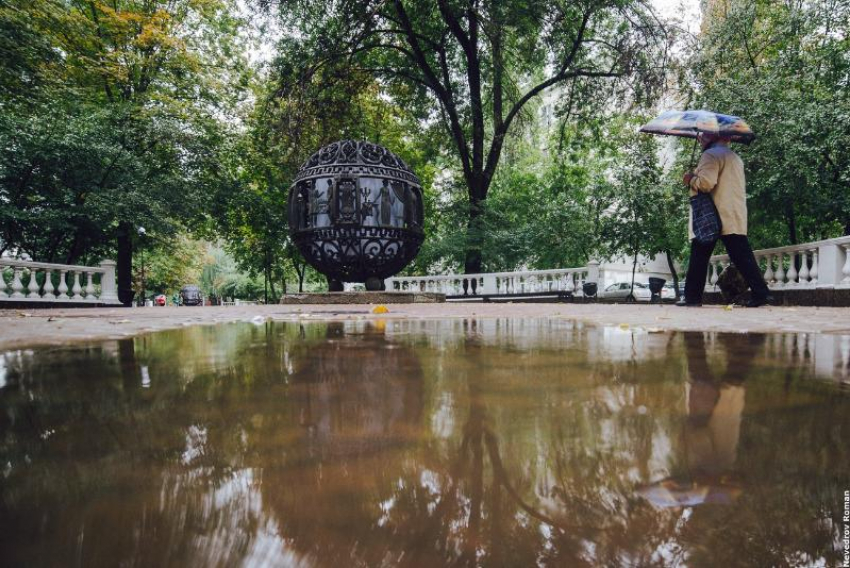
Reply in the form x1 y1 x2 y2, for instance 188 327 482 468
0 319 848 567
2 303 850 351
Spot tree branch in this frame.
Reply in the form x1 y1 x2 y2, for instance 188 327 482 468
391 0 472 181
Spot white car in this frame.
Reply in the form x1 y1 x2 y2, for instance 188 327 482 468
601 282 652 302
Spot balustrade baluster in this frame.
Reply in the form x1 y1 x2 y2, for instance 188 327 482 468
26 268 41 299
42 269 55 299
10 268 24 298
71 271 83 300
809 249 818 285
797 251 810 286
786 252 799 286
0 266 7 297
774 254 786 287
762 254 774 286
565 273 575 293
85 271 97 301
710 263 719 287
57 270 69 300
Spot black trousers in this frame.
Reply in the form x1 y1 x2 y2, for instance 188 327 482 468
684 234 770 303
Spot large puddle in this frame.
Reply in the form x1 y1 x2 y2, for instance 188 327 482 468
1 319 849 567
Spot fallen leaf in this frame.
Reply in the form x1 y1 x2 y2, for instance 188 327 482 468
645 327 663 333
618 323 629 330
17 312 32 318
372 305 389 314
724 305 734 311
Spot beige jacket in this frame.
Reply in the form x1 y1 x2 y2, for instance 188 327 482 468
688 144 748 239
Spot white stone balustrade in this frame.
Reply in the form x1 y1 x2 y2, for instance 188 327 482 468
0 259 120 304
706 235 850 291
386 262 598 297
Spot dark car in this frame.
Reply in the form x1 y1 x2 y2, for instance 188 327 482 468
180 285 203 306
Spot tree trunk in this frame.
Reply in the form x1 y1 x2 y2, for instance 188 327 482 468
786 201 798 245
665 250 680 300
464 195 484 274
629 250 638 301
64 230 86 265
117 222 134 306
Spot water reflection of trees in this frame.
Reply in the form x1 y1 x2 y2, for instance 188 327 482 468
1 323 849 567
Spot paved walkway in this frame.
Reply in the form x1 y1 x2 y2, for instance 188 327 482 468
1 303 848 350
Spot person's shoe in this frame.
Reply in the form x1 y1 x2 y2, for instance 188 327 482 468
744 295 774 308
675 298 702 307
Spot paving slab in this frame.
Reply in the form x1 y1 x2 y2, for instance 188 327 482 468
1 303 848 351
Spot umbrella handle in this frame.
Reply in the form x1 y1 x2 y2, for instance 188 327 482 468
688 138 699 170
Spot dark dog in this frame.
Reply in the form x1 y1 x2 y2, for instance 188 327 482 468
716 265 749 304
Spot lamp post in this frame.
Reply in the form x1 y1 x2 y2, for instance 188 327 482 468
138 226 147 307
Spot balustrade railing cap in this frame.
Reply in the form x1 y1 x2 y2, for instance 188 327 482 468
0 258 105 272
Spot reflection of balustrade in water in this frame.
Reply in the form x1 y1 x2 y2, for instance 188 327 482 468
386 262 599 297
705 235 850 291
761 331 850 385
0 258 120 304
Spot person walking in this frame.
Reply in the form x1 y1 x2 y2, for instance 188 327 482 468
678 132 772 307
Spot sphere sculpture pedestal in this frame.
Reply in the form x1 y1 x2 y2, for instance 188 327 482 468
287 140 425 292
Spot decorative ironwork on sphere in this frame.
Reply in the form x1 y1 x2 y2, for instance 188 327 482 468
287 140 425 291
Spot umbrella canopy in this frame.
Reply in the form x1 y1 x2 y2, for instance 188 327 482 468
640 110 755 144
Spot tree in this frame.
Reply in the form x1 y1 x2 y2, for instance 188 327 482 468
135 234 208 298
269 0 668 273
599 122 686 298
0 0 249 304
211 67 439 294
687 0 850 245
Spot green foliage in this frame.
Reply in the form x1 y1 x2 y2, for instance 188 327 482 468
688 0 850 244
599 122 689 277
0 0 249 276
135 234 208 297
269 0 668 272
199 246 267 300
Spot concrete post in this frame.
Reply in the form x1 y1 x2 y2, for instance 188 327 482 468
587 260 600 285
480 274 497 294
816 243 843 287
98 260 120 304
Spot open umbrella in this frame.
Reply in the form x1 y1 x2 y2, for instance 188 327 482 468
636 477 743 508
640 110 755 143
641 109 755 167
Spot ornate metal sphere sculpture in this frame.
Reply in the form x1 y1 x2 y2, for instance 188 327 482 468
287 140 425 291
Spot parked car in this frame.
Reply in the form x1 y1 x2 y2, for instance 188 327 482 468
661 284 677 300
601 282 652 302
180 285 203 306
154 294 167 306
